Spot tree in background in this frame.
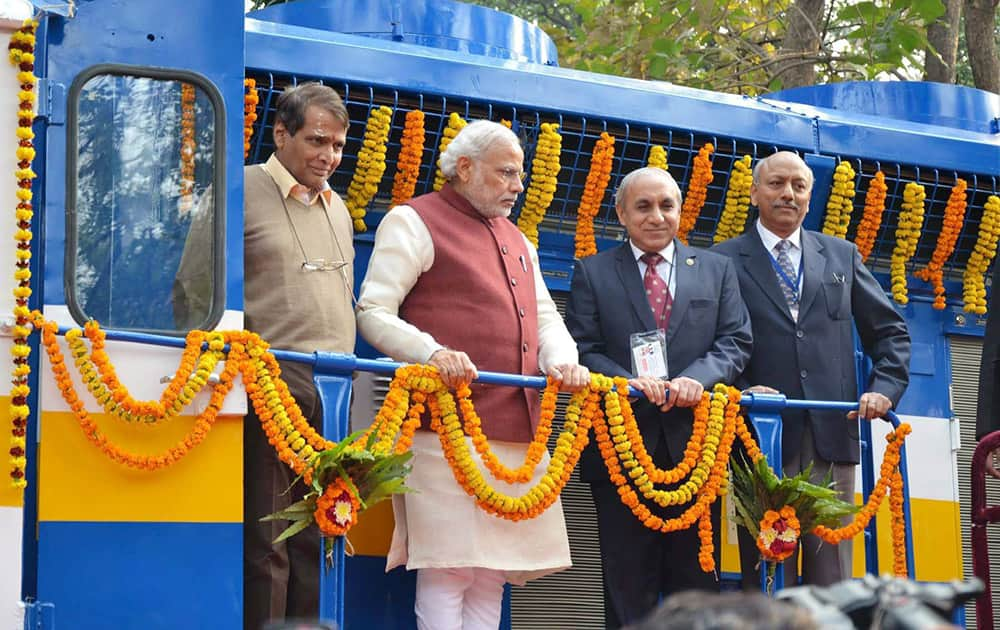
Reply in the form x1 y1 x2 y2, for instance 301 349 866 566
474 0 999 94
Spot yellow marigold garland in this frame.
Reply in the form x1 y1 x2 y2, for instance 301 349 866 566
854 171 887 262
647 145 667 170
7 18 38 489
390 109 426 206
243 78 259 160
820 161 857 239
914 178 968 309
574 132 615 259
677 143 714 244
889 182 926 305
714 155 752 243
517 122 562 247
345 105 393 233
432 112 468 191
179 83 196 214
964 195 1000 314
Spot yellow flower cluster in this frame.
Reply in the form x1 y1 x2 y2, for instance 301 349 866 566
821 161 857 239
678 143 714 244
8 18 38 489
963 195 1000 314
915 179 968 309
345 105 393 233
647 145 667 170
433 112 468 191
714 155 752 243
516 122 562 247
243 78 259 160
889 182 926 305
390 109 426 206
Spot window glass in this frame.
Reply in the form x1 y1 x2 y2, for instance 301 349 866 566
71 72 220 331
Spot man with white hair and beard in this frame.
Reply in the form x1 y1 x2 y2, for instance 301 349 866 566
357 120 589 629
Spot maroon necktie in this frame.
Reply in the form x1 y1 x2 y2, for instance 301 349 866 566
641 252 672 330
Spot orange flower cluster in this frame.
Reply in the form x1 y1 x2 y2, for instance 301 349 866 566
433 112 468 191
647 145 667 170
37 315 242 470
854 171 887 262
8 18 38 489
963 195 1000 314
390 109 426 206
314 477 360 537
914 178 968 309
813 422 911 578
889 182 926 305
757 505 801 562
179 83 196 214
677 143 714 244
574 132 616 258
456 378 557 484
820 161 857 239
243 78 259 160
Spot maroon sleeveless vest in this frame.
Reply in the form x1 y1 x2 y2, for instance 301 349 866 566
400 185 540 443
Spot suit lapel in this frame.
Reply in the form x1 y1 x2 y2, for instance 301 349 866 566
666 241 694 343
615 243 657 332
739 231 796 323
798 230 826 318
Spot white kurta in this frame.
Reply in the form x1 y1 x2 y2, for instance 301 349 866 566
357 205 578 583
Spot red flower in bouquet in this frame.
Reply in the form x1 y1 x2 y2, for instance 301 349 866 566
314 477 360 537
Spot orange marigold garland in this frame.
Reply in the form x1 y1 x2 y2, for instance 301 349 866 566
243 78 259 160
647 145 667 170
963 195 1000 314
179 83 196 214
914 178 968 309
574 132 615 258
714 155 752 243
517 122 562 247
820 160 857 239
7 18 38 489
346 105 393 233
432 112 468 191
889 182 926 305
854 171 887 262
390 109 426 206
677 143 714 244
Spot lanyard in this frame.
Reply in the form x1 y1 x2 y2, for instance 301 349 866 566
769 250 803 303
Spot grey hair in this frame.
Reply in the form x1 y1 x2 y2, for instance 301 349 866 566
614 166 682 208
752 151 815 187
439 120 521 179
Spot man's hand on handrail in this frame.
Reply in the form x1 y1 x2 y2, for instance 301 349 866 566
847 391 893 421
627 376 704 412
986 447 1000 480
429 348 478 389
546 364 590 392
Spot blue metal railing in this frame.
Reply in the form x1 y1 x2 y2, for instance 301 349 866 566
45 325 915 624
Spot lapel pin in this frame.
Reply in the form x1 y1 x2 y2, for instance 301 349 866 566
833 273 846 283
685 257 695 266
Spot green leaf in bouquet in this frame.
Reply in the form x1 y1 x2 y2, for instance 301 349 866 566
260 498 315 522
273 517 313 544
365 477 412 508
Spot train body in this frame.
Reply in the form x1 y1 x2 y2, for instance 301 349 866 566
0 0 998 627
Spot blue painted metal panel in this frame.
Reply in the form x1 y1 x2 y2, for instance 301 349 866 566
893 299 953 419
40 0 245 312
250 0 558 65
37 521 241 630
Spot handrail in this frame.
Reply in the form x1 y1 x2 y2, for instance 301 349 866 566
971 430 1000 629
45 326 916 619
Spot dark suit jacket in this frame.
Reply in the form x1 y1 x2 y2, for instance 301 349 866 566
976 261 1000 440
566 240 753 481
712 228 910 465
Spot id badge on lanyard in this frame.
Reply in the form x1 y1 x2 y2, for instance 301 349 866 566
630 329 668 379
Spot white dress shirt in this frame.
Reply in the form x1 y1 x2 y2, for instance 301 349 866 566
629 240 677 296
756 220 803 320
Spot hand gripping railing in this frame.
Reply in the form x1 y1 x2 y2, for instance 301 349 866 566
971 430 1000 629
42 328 915 626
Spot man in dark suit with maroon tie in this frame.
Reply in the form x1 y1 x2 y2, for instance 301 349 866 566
565 167 753 629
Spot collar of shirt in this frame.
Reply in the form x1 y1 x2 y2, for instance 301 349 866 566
629 239 675 267
629 239 676 296
756 220 802 255
263 154 333 209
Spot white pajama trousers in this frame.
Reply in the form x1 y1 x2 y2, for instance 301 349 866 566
415 567 506 630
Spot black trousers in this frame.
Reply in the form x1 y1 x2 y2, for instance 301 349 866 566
590 434 721 630
243 380 322 630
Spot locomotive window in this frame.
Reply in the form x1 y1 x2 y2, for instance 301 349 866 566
66 67 225 333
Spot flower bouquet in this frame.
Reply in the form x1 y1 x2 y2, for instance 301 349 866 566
263 427 412 559
729 455 857 593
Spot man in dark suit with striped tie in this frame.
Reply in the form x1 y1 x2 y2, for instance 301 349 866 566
565 167 753 629
711 151 910 589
